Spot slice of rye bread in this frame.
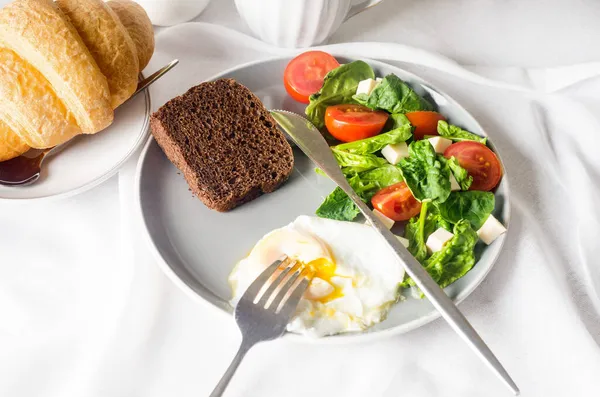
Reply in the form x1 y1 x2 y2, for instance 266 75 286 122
150 79 294 212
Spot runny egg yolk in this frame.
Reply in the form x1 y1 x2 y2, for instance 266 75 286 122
304 257 344 303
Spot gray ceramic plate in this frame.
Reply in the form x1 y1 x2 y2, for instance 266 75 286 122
135 56 510 343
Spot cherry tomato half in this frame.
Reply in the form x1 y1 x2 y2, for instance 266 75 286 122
371 182 422 221
405 111 446 140
324 104 388 143
444 141 502 191
283 51 340 103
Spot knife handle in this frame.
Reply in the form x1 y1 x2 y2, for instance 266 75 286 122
338 182 519 395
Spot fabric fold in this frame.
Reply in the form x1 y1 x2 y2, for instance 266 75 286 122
114 22 600 397
1 22 599 397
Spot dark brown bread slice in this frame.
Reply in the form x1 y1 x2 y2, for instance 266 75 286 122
150 79 294 212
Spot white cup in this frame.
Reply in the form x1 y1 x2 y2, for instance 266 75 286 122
234 0 384 48
135 0 212 27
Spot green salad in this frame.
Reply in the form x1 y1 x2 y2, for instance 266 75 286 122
283 51 507 293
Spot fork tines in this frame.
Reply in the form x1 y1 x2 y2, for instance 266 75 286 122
245 255 310 313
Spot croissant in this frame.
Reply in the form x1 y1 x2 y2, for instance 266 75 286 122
107 0 155 72
0 0 154 162
0 119 29 162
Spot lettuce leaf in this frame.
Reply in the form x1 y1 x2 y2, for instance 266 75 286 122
436 191 495 230
437 120 486 144
306 61 375 128
398 140 451 203
333 114 412 154
353 74 432 114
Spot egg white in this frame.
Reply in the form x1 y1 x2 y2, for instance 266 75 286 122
228 215 405 337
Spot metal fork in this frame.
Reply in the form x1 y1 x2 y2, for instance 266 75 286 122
209 255 309 397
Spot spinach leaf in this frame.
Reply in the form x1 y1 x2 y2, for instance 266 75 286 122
333 115 412 154
315 187 360 221
353 74 432 114
437 217 454 233
398 140 451 203
358 164 404 200
404 201 438 262
359 164 404 186
315 165 404 221
315 174 372 221
438 120 486 144
422 220 478 288
385 113 412 133
445 156 473 190
306 61 375 128
332 148 388 173
436 191 495 230
403 220 478 290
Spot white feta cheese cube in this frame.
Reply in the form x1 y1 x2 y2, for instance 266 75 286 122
356 78 379 96
304 277 335 300
449 173 461 191
426 227 454 253
369 209 395 230
376 77 383 83
395 235 409 248
427 136 453 154
477 215 507 245
381 142 409 165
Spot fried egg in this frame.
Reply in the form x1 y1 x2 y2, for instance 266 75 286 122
228 216 405 337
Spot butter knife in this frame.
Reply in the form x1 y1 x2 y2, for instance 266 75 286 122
270 109 519 395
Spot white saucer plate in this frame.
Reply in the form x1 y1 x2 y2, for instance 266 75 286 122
0 89 151 201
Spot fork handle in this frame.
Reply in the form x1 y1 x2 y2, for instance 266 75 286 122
209 340 254 397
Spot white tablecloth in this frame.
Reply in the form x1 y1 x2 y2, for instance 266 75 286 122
1 2 600 397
